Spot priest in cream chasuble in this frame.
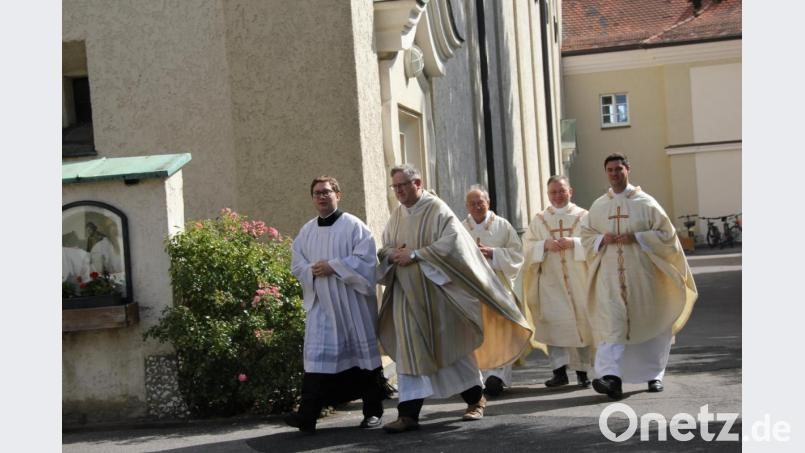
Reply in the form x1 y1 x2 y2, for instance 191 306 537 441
581 154 697 398
461 185 525 396
521 176 594 388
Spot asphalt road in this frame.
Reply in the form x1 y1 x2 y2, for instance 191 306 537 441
63 250 742 452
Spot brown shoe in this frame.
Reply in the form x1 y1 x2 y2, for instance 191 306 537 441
462 396 486 421
383 416 420 434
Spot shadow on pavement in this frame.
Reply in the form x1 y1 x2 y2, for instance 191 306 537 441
151 416 742 453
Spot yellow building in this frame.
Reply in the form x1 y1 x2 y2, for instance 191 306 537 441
561 0 741 240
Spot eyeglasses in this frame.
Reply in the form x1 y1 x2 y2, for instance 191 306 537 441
312 189 336 198
389 180 414 190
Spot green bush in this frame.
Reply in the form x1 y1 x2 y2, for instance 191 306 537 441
145 208 305 417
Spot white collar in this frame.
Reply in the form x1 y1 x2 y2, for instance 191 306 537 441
612 184 636 198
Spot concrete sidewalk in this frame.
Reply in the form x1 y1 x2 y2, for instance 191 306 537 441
63 250 742 452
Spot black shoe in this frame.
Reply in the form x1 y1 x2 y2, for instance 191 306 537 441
483 376 504 397
592 375 623 400
284 412 316 433
648 379 664 392
360 415 382 428
576 371 591 388
545 365 569 387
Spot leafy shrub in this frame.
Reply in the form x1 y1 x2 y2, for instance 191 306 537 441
145 209 305 417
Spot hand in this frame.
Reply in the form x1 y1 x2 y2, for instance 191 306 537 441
616 233 636 245
478 245 494 259
544 239 562 252
311 260 335 277
390 246 416 267
601 233 618 246
556 237 574 250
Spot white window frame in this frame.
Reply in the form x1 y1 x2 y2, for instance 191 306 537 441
600 93 630 128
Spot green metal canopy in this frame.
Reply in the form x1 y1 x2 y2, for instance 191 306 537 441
62 153 192 185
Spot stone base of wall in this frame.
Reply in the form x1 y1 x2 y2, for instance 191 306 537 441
145 355 190 420
63 397 147 427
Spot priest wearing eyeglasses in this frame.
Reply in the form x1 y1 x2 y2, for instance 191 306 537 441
377 164 532 433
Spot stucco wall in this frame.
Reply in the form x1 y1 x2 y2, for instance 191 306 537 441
668 153 699 230
662 64 695 146
222 0 383 238
690 63 742 143
62 0 238 224
62 0 386 239
695 149 742 219
62 173 182 424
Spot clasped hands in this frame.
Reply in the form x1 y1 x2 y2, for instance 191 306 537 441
311 260 335 277
389 244 416 267
544 237 575 252
601 232 636 247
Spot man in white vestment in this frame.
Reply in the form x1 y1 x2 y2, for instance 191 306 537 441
378 164 532 434
287 176 388 433
461 185 524 397
86 222 122 274
521 175 594 389
581 153 697 399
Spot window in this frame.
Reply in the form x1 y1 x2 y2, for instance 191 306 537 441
600 93 630 128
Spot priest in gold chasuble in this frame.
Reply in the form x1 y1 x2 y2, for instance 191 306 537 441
377 164 532 433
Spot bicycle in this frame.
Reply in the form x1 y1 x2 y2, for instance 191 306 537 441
702 214 741 248
702 216 721 248
726 213 741 244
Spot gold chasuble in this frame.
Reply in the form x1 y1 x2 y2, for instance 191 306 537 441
522 203 593 349
378 192 533 376
580 187 697 345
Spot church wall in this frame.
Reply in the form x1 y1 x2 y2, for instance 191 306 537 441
528 0 554 215
223 0 382 237
351 1 392 240
429 2 485 219
62 173 182 424
62 0 239 223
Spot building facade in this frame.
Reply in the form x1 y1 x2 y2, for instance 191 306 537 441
62 0 565 423
561 0 741 237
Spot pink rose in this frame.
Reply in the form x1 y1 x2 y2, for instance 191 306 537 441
238 373 248 382
267 227 280 240
267 286 281 298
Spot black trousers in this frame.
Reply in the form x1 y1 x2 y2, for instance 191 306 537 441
397 385 483 421
297 367 387 422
